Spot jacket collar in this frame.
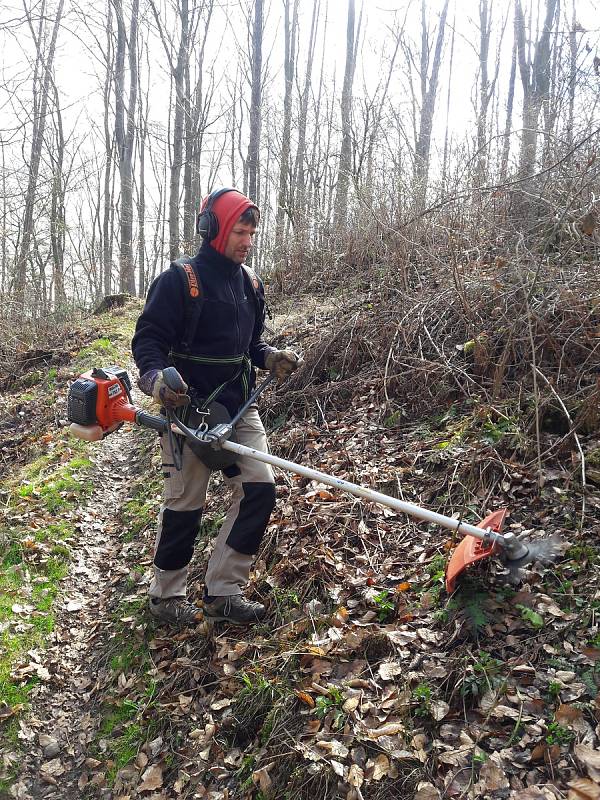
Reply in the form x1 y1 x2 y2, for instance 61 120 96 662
197 240 241 277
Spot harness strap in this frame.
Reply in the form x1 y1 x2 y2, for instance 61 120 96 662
170 256 261 405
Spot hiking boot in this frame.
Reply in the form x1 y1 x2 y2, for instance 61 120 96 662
203 594 266 625
149 597 204 626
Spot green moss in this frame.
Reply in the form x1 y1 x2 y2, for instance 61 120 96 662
0 525 72 723
98 700 159 786
20 371 43 388
68 456 93 470
0 633 40 707
107 723 144 783
587 448 600 469
100 699 139 736
74 337 119 370
16 460 93 514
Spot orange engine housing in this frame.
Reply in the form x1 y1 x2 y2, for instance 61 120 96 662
68 368 137 431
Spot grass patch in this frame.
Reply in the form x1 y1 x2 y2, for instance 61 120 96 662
121 494 160 542
15 456 93 514
0 449 92 736
0 544 70 715
97 699 155 784
74 337 119 371
227 673 283 746
96 622 161 786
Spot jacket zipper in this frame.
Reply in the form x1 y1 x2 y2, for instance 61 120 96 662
229 271 245 400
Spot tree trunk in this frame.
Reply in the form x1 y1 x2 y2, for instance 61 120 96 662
102 3 115 297
14 0 65 310
500 29 517 183
112 0 139 294
50 82 66 308
441 12 455 193
274 0 299 258
247 0 263 205
413 0 450 209
515 0 559 178
137 75 147 296
149 0 190 260
333 0 357 229
475 0 491 187
566 1 577 149
293 0 320 233
185 1 214 252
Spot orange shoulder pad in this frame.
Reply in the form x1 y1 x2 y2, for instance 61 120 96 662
182 263 200 298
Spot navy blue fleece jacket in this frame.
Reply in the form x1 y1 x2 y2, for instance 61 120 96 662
132 241 275 416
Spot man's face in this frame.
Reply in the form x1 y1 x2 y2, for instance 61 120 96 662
223 220 256 264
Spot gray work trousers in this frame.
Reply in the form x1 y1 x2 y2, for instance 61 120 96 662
149 406 275 599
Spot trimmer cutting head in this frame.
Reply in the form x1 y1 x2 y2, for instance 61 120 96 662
446 506 565 593
502 533 565 582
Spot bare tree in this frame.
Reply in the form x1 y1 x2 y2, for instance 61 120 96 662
112 0 139 293
102 4 115 296
292 0 320 233
49 81 66 307
441 10 455 193
183 3 216 252
413 0 450 209
273 0 299 260
150 0 194 260
137 39 149 296
14 0 65 310
247 0 263 205
500 23 517 183
515 0 559 178
333 0 360 228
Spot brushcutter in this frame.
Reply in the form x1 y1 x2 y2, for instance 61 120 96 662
67 366 562 592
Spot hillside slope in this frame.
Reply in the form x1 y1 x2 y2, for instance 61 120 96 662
1 286 599 800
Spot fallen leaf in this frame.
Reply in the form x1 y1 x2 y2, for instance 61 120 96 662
367 722 403 739
0 703 19 721
138 764 163 792
414 782 440 800
556 703 584 724
210 698 232 711
430 700 449 721
252 766 273 797
476 760 509 793
568 778 600 799
575 744 600 781
342 696 360 713
371 754 391 781
378 661 403 681
295 690 315 708
347 763 364 787
40 759 64 777
330 760 346 778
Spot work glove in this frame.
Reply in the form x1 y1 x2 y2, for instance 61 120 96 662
265 349 302 381
138 368 189 409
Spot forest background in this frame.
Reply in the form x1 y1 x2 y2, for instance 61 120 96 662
1 0 599 315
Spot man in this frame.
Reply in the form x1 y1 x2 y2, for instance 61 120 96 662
132 188 300 626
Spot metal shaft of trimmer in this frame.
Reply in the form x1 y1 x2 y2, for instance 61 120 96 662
215 439 524 553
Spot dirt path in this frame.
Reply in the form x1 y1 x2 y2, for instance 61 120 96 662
6 300 315 800
12 424 145 800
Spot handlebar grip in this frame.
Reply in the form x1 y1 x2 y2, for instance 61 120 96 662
135 410 169 433
163 366 186 393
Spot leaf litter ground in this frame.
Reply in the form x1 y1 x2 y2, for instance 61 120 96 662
1 293 600 800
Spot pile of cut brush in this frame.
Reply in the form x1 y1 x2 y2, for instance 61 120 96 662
272 255 600 461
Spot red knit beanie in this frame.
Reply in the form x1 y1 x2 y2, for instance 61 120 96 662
200 190 260 255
